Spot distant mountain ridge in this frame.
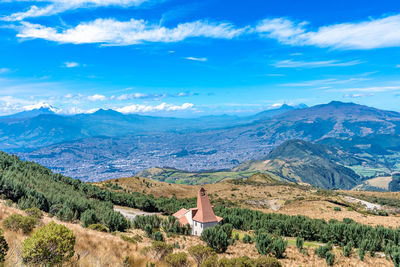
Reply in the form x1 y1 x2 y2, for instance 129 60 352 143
0 104 305 150
11 101 400 184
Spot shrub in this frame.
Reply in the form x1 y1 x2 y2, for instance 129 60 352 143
199 255 218 267
221 223 233 239
296 237 304 252
145 224 153 237
25 207 43 219
2 214 37 234
234 233 239 240
120 234 143 244
391 246 400 267
80 209 98 228
165 252 188 267
150 241 173 260
270 237 287 259
254 256 282 267
315 244 332 259
255 232 273 255
153 231 164 242
325 251 335 266
201 225 229 253
359 247 365 261
343 242 353 257
22 222 75 265
0 229 8 263
243 234 253 244
188 245 215 267
87 223 109 232
333 207 341 212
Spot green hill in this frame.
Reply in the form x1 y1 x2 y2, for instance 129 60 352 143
234 140 361 189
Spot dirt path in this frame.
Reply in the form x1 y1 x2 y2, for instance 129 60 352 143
114 205 161 221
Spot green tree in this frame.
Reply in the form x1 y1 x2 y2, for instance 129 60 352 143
188 245 215 267
296 237 304 253
343 242 353 257
152 231 164 242
270 237 287 259
145 224 153 237
325 251 335 266
255 232 273 255
80 209 98 228
22 222 75 265
201 225 229 253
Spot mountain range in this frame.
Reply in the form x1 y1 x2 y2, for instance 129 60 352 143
0 103 301 151
3 101 400 189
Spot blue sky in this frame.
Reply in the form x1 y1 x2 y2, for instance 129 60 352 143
1 0 400 116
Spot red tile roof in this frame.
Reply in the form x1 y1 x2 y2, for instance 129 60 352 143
192 187 221 223
178 216 189 226
173 208 188 219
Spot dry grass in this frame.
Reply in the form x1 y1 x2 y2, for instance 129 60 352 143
0 202 167 267
102 176 400 228
0 201 396 266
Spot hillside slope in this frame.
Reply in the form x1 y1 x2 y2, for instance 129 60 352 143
235 140 360 189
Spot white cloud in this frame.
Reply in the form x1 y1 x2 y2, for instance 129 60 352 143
87 94 106 101
17 18 244 45
281 78 369 87
184 57 207 62
343 93 374 98
116 102 194 113
256 14 400 50
2 0 150 21
0 68 11 74
272 59 362 68
116 93 165 100
64 61 79 68
338 86 400 93
22 101 58 111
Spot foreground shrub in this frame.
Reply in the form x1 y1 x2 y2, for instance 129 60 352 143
149 241 173 260
243 234 253 244
0 229 8 263
153 231 164 242
2 214 37 234
22 222 75 265
88 223 109 232
199 255 281 267
25 207 43 219
343 241 353 257
201 225 229 253
188 245 215 267
315 243 332 259
296 237 304 252
80 209 98 228
269 237 287 259
165 252 188 267
325 251 335 266
256 232 273 255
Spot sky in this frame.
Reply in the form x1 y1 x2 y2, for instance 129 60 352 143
0 0 400 116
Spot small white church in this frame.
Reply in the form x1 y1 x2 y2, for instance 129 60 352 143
173 187 223 236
